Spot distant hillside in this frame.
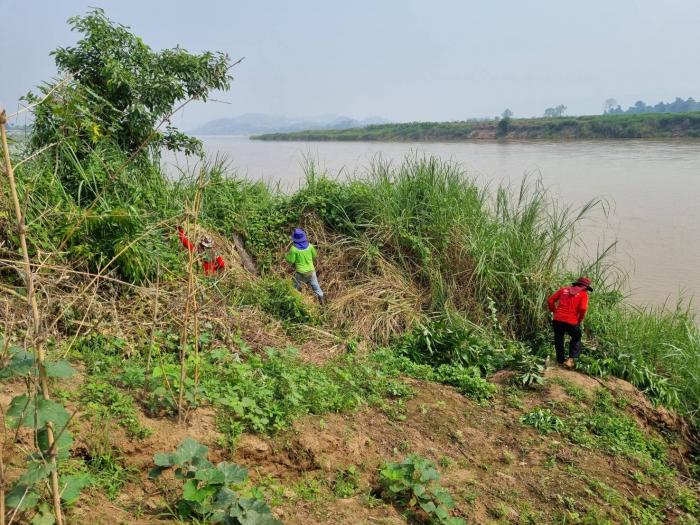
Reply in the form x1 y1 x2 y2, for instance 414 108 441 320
251 112 700 141
191 113 389 135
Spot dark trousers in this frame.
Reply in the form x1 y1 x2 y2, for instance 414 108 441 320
552 320 582 363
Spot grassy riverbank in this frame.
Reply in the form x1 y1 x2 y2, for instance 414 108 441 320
252 111 700 141
2 9 699 524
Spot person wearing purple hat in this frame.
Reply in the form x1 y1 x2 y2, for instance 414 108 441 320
285 228 325 305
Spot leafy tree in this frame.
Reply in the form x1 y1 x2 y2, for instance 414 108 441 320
543 104 567 117
497 115 511 137
603 98 618 114
605 96 700 115
28 8 232 160
501 108 513 119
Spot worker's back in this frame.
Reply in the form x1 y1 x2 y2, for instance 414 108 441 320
550 285 588 325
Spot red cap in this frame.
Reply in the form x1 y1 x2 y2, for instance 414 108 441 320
574 276 593 291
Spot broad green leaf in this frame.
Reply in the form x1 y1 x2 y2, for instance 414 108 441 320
0 348 35 379
30 502 56 525
419 467 439 483
214 486 238 508
153 452 173 467
182 479 200 501
412 483 426 497
5 484 40 511
194 467 225 485
38 428 73 459
388 483 404 493
45 360 76 378
434 504 449 520
6 395 70 429
419 500 436 514
18 460 55 485
182 478 216 503
216 462 248 484
60 474 91 504
175 437 208 464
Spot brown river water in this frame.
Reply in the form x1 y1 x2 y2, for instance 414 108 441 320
165 137 700 307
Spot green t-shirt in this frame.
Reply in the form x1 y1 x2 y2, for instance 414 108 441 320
285 244 317 273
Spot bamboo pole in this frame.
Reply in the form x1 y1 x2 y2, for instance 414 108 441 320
146 261 161 372
0 109 63 525
1 406 6 525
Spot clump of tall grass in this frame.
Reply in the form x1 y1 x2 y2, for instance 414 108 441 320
584 297 700 420
295 155 605 341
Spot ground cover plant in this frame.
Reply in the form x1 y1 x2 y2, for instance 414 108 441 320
378 455 465 524
150 438 281 524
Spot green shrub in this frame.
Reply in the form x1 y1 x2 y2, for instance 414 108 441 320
81 379 151 439
434 364 496 400
201 345 413 441
150 438 281 524
520 408 565 434
378 455 465 525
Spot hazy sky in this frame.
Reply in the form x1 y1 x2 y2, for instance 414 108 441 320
2 0 700 128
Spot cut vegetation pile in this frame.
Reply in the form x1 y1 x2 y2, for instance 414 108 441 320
1 8 699 525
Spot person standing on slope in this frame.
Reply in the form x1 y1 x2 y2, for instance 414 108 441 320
547 277 593 369
285 228 325 305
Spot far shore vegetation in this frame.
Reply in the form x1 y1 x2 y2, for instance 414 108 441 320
251 111 700 141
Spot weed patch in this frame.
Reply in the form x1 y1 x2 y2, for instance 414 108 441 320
379 455 465 524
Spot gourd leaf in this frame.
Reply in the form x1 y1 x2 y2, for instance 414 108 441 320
175 437 209 464
6 395 70 429
419 500 436 514
30 502 56 525
38 427 73 459
60 474 91 504
18 460 55 485
0 347 35 379
5 484 40 511
45 360 76 378
216 462 248 484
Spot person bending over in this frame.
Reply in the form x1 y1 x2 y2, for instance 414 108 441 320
285 228 325 305
547 276 592 369
178 226 225 276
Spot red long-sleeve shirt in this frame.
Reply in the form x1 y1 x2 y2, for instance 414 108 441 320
548 285 588 325
177 228 225 275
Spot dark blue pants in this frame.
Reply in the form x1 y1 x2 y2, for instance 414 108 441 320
552 320 582 363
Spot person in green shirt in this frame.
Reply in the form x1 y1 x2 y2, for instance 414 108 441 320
285 228 325 304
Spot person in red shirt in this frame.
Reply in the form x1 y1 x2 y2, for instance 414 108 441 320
547 276 593 369
177 227 225 276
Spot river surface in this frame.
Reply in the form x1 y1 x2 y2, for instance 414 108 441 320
165 137 700 307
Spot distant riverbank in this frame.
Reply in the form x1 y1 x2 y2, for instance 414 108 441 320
251 112 700 141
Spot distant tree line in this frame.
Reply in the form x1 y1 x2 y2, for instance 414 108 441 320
544 105 567 117
604 97 700 115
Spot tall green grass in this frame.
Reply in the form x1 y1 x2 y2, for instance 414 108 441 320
6 146 699 424
293 155 606 339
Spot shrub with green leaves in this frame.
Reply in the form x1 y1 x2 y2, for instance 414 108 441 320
251 277 315 324
1 340 90 520
513 352 546 388
379 455 465 525
520 408 565 434
201 346 413 442
372 348 496 401
150 438 281 524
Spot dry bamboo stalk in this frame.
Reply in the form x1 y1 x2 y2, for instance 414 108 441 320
1 109 63 524
177 167 207 422
178 218 194 423
0 396 6 525
147 262 161 372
